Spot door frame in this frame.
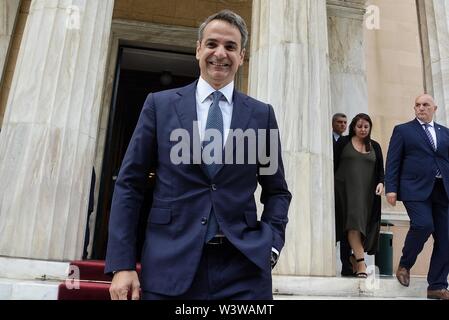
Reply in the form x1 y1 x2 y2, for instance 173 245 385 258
89 19 198 258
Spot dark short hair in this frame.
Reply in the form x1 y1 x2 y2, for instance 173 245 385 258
198 9 248 50
332 113 347 123
348 113 373 152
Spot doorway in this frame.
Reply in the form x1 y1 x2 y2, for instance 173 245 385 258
91 46 199 260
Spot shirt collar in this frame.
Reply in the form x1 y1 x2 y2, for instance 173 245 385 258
332 132 341 141
416 118 435 128
197 77 234 104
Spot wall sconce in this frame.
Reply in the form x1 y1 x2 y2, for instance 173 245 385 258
160 71 173 86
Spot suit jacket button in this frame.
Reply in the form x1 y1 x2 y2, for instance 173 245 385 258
201 217 208 225
211 184 217 191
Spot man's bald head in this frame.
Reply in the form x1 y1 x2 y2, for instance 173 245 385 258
415 94 436 104
414 94 437 123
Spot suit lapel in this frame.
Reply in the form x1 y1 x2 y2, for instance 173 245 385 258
435 122 442 152
216 91 254 175
173 81 206 175
229 91 253 134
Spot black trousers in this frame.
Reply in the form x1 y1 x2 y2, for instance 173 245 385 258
142 239 272 300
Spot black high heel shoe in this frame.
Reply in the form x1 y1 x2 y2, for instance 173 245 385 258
354 257 367 278
350 255 367 278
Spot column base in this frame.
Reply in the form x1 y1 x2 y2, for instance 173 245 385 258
0 256 69 280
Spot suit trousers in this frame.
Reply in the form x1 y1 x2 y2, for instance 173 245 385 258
401 179 449 290
142 239 273 300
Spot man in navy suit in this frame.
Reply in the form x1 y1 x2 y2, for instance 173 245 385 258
105 10 291 300
385 94 449 300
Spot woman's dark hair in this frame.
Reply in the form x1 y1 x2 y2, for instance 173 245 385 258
348 113 373 152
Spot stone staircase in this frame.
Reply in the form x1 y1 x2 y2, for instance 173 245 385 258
0 257 432 300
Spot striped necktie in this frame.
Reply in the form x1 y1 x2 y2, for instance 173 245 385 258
423 123 441 177
203 91 223 243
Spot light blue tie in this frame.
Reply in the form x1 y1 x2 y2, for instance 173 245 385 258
423 123 441 177
203 91 223 243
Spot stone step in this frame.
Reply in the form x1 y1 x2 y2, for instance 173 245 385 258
0 274 433 300
272 274 429 299
0 278 59 300
275 295 427 300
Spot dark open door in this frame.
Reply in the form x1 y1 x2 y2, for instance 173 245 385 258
91 46 199 260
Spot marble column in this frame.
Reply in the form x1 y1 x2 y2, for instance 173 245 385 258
0 0 20 84
0 0 114 260
326 0 371 269
249 0 335 276
327 0 368 119
417 0 449 126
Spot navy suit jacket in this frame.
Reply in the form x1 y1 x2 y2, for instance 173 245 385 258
385 119 449 201
105 81 291 295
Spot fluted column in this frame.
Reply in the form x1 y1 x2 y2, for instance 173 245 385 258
0 0 114 260
0 0 20 83
326 0 371 270
249 0 335 276
417 0 449 125
327 0 368 118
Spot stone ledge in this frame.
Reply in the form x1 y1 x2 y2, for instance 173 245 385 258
0 278 59 300
275 294 426 300
0 275 431 300
273 275 428 299
0 256 69 280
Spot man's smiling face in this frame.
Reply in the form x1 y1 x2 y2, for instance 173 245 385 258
196 19 245 90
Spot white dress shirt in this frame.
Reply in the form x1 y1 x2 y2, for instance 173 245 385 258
333 131 341 142
196 77 233 145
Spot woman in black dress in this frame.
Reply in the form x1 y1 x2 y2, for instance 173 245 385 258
334 113 384 277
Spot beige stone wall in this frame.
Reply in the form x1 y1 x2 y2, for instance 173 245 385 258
113 0 252 29
365 0 423 154
0 0 30 127
365 0 431 276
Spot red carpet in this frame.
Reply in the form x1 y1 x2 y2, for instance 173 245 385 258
57 260 141 300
